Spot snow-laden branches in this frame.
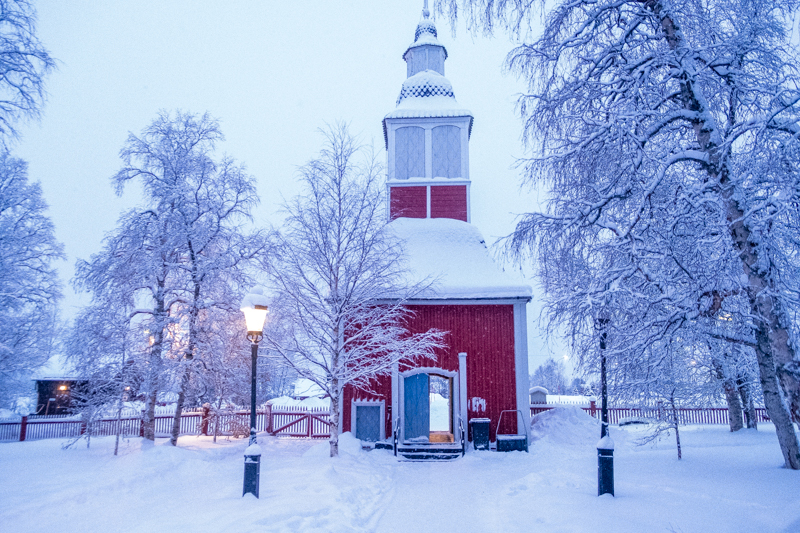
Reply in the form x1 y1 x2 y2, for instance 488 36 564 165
440 0 800 467
0 0 54 144
0 152 63 407
72 111 268 444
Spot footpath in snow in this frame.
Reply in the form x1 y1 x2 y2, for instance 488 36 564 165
1 407 799 533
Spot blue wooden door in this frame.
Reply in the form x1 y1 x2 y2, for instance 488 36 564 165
404 373 429 441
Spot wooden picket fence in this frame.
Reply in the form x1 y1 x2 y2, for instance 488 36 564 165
0 410 269 443
530 402 771 426
1 403 769 444
0 405 331 443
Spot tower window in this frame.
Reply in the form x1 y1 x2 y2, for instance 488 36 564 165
432 125 460 178
395 126 425 179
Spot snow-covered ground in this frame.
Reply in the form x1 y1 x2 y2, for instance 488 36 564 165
430 392 450 431
1 407 799 533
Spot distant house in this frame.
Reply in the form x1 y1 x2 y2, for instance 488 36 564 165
530 386 548 405
529 386 594 406
34 377 87 415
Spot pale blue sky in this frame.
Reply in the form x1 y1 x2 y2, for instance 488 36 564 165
16 0 568 374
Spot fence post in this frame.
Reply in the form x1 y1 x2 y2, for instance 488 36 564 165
19 416 27 442
590 400 597 418
139 410 144 438
200 403 210 436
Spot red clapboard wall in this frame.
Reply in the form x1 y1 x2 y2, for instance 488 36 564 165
390 186 426 219
343 304 517 441
430 185 467 221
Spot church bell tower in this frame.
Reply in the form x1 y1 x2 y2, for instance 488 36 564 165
383 3 474 222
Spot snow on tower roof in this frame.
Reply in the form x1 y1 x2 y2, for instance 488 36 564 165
390 218 532 300
396 70 455 105
383 70 474 148
404 18 448 59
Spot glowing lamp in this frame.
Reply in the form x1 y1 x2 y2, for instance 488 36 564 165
58 385 67 391
240 288 269 336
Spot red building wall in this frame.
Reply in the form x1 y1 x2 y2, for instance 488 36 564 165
390 186 426 219
430 185 467 222
343 304 518 441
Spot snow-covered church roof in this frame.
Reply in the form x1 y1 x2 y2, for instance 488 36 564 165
390 218 532 300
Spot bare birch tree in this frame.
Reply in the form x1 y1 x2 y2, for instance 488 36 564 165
438 0 800 469
264 124 446 457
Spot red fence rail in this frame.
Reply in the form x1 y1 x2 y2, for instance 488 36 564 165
0 408 311 443
530 403 770 426
268 406 331 438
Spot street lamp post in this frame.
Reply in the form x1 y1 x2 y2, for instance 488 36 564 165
595 314 614 497
240 288 268 498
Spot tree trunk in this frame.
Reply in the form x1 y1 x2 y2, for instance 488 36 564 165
329 379 340 458
114 397 123 456
201 403 210 436
670 392 682 460
169 364 191 446
143 388 157 441
651 0 800 469
738 380 757 429
723 381 744 432
712 356 744 432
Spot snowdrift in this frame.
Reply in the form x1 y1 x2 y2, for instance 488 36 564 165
530 406 601 447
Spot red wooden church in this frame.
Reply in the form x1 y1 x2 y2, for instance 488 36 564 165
340 7 532 458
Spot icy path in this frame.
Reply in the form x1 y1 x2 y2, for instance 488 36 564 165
1 409 800 532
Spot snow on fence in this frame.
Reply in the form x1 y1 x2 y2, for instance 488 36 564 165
3 404 767 443
0 410 271 443
530 403 771 426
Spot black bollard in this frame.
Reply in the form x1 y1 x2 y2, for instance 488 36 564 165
597 436 614 496
243 434 262 498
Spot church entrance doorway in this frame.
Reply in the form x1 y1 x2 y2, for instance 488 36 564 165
402 371 454 443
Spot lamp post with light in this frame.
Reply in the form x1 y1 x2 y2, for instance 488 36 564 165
240 288 268 498
595 311 614 496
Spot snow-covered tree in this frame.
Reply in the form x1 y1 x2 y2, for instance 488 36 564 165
0 0 54 143
65 286 142 454
439 0 800 469
74 209 178 441
530 357 569 395
0 153 63 408
264 125 446 457
74 111 267 444
112 111 266 445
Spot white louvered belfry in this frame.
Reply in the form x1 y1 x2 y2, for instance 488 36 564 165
395 126 425 179
432 125 460 178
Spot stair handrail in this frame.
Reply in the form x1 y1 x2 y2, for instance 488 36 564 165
459 416 465 456
393 417 399 457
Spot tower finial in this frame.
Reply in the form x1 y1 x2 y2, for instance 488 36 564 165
422 0 430 19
